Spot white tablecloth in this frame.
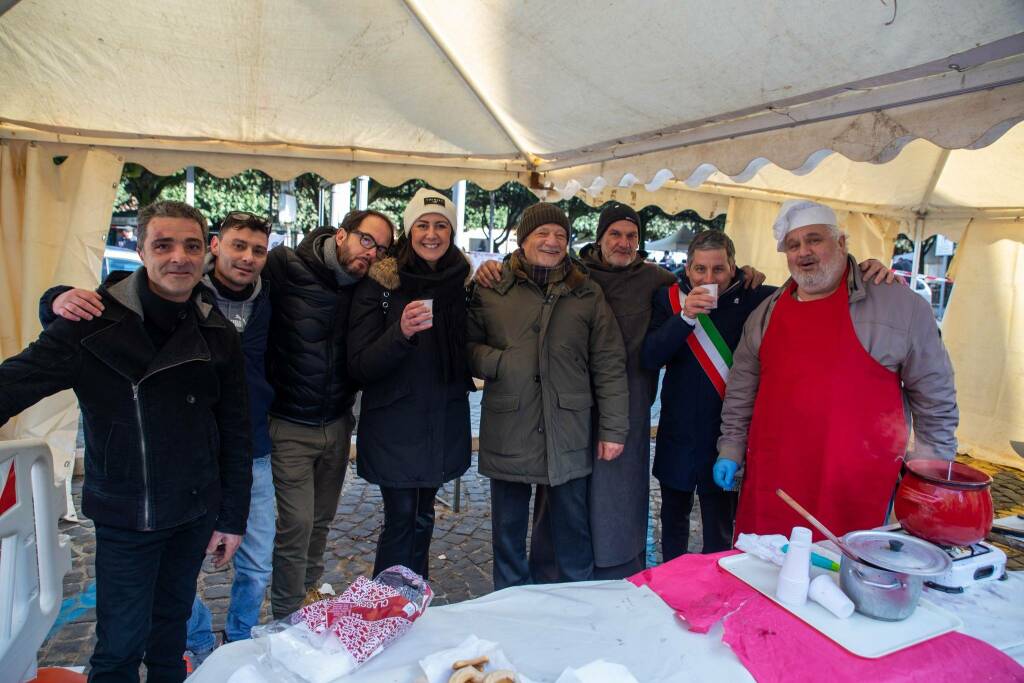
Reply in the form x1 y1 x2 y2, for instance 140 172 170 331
191 581 754 683
191 573 1024 682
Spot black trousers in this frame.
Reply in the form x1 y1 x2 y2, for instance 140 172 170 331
374 486 439 580
660 484 737 561
490 477 593 590
89 512 215 683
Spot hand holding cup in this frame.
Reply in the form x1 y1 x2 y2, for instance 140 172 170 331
400 299 434 339
683 285 718 317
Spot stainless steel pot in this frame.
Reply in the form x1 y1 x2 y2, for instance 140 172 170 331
838 531 951 621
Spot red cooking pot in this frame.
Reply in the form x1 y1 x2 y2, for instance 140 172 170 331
893 459 993 546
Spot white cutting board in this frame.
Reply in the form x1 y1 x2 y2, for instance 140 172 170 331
718 552 963 658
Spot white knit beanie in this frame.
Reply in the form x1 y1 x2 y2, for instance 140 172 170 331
403 188 457 234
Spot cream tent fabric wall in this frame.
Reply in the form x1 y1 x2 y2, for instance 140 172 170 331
724 198 791 286
942 219 1024 470
723 197 898 286
0 140 124 482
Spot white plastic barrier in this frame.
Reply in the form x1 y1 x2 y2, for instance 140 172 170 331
0 439 72 683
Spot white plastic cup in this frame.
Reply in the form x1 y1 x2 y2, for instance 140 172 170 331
808 574 855 619
703 283 718 309
776 526 812 606
417 299 433 330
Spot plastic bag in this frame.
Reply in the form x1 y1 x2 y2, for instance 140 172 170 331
250 565 432 683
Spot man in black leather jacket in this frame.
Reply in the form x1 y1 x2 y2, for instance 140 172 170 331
260 209 395 617
0 201 251 683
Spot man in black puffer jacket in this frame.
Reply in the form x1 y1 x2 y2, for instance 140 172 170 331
261 209 395 617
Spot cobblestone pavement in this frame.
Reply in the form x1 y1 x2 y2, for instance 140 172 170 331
38 452 1024 670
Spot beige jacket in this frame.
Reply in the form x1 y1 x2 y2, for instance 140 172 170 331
718 255 958 464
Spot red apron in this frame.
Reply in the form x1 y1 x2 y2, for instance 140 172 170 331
734 271 907 539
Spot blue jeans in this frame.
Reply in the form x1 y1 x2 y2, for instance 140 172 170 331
187 455 275 650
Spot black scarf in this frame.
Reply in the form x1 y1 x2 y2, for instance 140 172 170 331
395 237 470 384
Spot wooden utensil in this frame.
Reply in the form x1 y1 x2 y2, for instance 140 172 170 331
776 489 864 564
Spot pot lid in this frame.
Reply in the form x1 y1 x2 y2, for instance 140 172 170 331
843 530 952 575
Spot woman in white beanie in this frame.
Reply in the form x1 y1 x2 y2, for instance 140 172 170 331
347 187 473 579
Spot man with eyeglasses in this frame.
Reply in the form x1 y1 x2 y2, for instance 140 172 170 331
260 210 395 618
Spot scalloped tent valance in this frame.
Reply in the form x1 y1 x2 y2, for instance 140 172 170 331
1 0 1022 210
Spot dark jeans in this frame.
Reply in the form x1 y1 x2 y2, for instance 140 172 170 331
660 485 737 561
490 477 593 590
89 513 215 683
374 486 439 580
529 484 645 582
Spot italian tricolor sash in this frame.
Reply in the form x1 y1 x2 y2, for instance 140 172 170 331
668 283 733 399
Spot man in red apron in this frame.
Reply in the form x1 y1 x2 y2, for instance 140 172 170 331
714 200 958 539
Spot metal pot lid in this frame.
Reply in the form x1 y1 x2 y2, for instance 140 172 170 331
843 530 952 575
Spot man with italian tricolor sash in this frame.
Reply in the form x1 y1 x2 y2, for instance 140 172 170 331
715 200 958 542
643 230 776 559
643 225 895 559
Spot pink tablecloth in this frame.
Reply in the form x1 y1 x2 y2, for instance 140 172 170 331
629 551 1024 682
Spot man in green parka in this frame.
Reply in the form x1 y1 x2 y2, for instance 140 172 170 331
467 202 629 590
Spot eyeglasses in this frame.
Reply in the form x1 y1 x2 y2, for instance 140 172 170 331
220 211 272 235
349 229 390 259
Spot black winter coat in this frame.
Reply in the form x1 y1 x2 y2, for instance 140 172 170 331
347 257 472 488
642 273 776 493
2 269 252 532
39 271 275 461
263 227 358 424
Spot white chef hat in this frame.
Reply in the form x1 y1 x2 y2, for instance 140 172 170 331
772 199 838 252
403 188 457 234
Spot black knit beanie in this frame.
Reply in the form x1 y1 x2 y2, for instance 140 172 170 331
516 202 571 244
596 202 641 243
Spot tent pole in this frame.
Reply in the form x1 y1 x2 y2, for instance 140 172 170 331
356 176 369 210
185 166 195 207
330 182 351 227
452 180 467 250
910 214 924 276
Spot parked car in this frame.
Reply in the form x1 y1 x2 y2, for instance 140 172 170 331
102 246 142 279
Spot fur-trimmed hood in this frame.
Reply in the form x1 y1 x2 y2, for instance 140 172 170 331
367 251 474 291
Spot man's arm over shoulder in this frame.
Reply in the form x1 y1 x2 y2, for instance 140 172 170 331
0 320 84 425
212 327 253 534
588 289 629 444
900 293 958 460
716 299 769 465
466 284 503 381
39 285 75 326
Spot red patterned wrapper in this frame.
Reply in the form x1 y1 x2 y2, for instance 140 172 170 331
290 566 433 664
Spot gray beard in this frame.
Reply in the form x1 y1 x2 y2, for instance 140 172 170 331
791 254 846 294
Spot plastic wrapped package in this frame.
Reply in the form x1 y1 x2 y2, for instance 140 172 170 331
249 566 433 683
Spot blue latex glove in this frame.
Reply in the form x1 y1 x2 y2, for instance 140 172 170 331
713 458 739 490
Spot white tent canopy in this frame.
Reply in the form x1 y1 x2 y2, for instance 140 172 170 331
1 1 1023 468
0 1 1022 190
